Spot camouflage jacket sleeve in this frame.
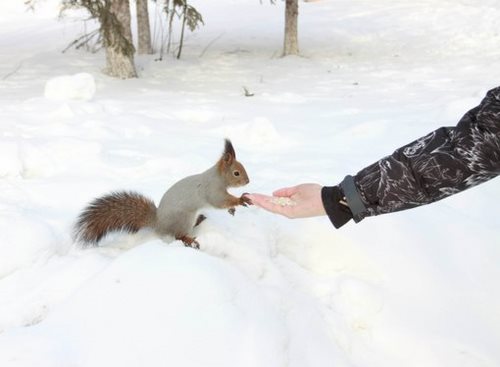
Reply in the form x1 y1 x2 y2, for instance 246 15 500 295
338 86 500 223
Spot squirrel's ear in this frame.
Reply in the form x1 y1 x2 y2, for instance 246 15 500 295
222 139 236 164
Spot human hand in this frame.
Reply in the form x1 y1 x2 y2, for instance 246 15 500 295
245 183 326 219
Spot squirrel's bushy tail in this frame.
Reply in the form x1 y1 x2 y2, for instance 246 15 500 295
74 191 157 246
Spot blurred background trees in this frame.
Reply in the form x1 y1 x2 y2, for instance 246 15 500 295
38 0 303 78
62 0 138 78
137 0 153 55
283 0 299 56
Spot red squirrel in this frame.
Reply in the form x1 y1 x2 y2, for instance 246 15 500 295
74 139 252 249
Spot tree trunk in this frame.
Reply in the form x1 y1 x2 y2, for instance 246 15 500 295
136 0 153 54
176 3 188 59
283 0 299 56
102 0 138 78
110 0 133 44
105 46 137 78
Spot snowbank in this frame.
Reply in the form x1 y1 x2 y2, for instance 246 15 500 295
0 243 289 367
44 73 96 101
0 211 56 279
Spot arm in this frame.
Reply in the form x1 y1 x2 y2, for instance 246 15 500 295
324 85 500 227
249 86 500 228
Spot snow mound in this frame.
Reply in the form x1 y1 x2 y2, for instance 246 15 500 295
0 141 23 178
0 242 288 367
0 212 56 279
44 73 96 101
217 117 294 150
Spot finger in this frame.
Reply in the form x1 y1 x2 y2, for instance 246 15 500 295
245 194 291 216
244 194 272 207
272 186 299 197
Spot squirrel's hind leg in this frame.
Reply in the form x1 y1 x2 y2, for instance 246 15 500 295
176 235 200 250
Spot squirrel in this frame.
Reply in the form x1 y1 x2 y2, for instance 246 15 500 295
74 139 252 249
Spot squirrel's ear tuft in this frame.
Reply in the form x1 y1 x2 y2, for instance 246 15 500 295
222 139 236 164
224 139 236 158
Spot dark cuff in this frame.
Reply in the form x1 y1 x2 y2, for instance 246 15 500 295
321 186 353 229
339 175 367 223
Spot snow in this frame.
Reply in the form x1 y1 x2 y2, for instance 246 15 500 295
44 73 96 101
1 0 499 366
0 243 291 367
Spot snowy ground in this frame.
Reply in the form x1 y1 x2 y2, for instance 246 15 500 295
0 0 499 366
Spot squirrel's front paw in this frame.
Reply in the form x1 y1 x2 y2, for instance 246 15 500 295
228 207 236 216
240 194 253 207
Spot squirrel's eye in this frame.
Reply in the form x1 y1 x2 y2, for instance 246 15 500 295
233 171 240 177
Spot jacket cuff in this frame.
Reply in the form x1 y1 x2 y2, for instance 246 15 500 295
339 175 367 223
321 186 353 228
